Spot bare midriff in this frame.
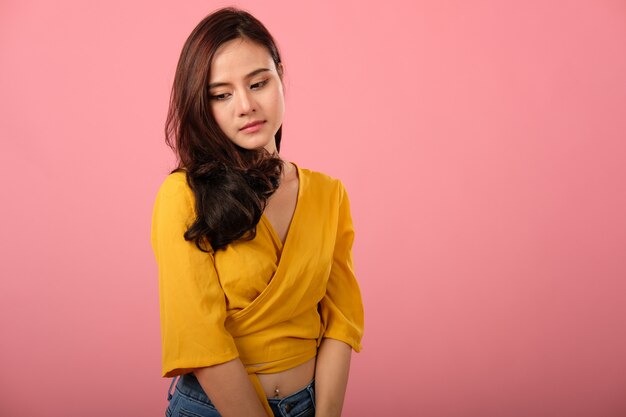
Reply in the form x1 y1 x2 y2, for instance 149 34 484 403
254 357 316 399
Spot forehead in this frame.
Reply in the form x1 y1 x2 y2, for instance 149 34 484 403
210 38 274 81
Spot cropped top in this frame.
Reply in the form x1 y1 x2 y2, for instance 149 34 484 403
150 162 364 415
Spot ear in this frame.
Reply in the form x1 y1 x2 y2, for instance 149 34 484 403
276 62 284 78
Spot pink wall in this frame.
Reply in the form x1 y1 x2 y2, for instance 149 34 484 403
1 0 625 416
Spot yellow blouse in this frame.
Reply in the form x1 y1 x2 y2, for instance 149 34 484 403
150 162 364 414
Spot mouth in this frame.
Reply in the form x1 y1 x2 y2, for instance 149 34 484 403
240 120 265 131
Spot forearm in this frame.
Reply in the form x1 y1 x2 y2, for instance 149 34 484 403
193 358 268 417
314 338 353 417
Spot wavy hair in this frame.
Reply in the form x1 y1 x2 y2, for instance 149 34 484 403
165 7 285 252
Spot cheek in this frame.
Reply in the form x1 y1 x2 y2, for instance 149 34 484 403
211 105 230 132
270 90 285 118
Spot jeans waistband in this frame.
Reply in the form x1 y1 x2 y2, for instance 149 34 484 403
267 379 315 404
171 372 315 409
176 372 211 403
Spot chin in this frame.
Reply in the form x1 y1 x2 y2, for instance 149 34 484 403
236 136 275 151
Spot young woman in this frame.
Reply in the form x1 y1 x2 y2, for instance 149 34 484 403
151 7 364 417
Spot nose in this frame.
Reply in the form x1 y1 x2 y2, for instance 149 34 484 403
236 89 255 116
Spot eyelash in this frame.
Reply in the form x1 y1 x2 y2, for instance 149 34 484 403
251 79 268 90
211 79 269 101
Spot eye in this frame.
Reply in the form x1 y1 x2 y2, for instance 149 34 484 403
210 92 231 101
250 79 268 90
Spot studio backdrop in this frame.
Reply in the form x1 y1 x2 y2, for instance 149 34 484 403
1 0 625 416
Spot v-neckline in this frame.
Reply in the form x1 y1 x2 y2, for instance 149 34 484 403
260 162 302 250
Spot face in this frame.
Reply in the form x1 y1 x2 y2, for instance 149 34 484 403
208 37 284 154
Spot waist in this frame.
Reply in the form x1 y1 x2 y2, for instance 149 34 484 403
176 371 316 403
241 344 317 400
176 372 315 415
257 357 315 399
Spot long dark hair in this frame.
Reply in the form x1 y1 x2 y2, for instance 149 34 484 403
165 7 285 252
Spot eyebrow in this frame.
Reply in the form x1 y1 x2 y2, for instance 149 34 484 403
208 68 271 89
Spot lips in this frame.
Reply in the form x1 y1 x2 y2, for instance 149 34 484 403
240 120 265 130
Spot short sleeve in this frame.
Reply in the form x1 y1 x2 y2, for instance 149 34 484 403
319 181 365 352
151 173 239 377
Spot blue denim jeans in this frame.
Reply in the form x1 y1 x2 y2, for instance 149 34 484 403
166 372 315 417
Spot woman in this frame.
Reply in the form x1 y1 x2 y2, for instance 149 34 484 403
151 7 364 417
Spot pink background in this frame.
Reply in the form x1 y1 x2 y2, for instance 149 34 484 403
1 0 625 416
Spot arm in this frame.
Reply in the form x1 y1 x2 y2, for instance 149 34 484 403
193 358 267 417
316 181 365 416
314 338 352 417
152 174 269 415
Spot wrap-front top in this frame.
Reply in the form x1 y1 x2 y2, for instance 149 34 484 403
150 162 364 415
